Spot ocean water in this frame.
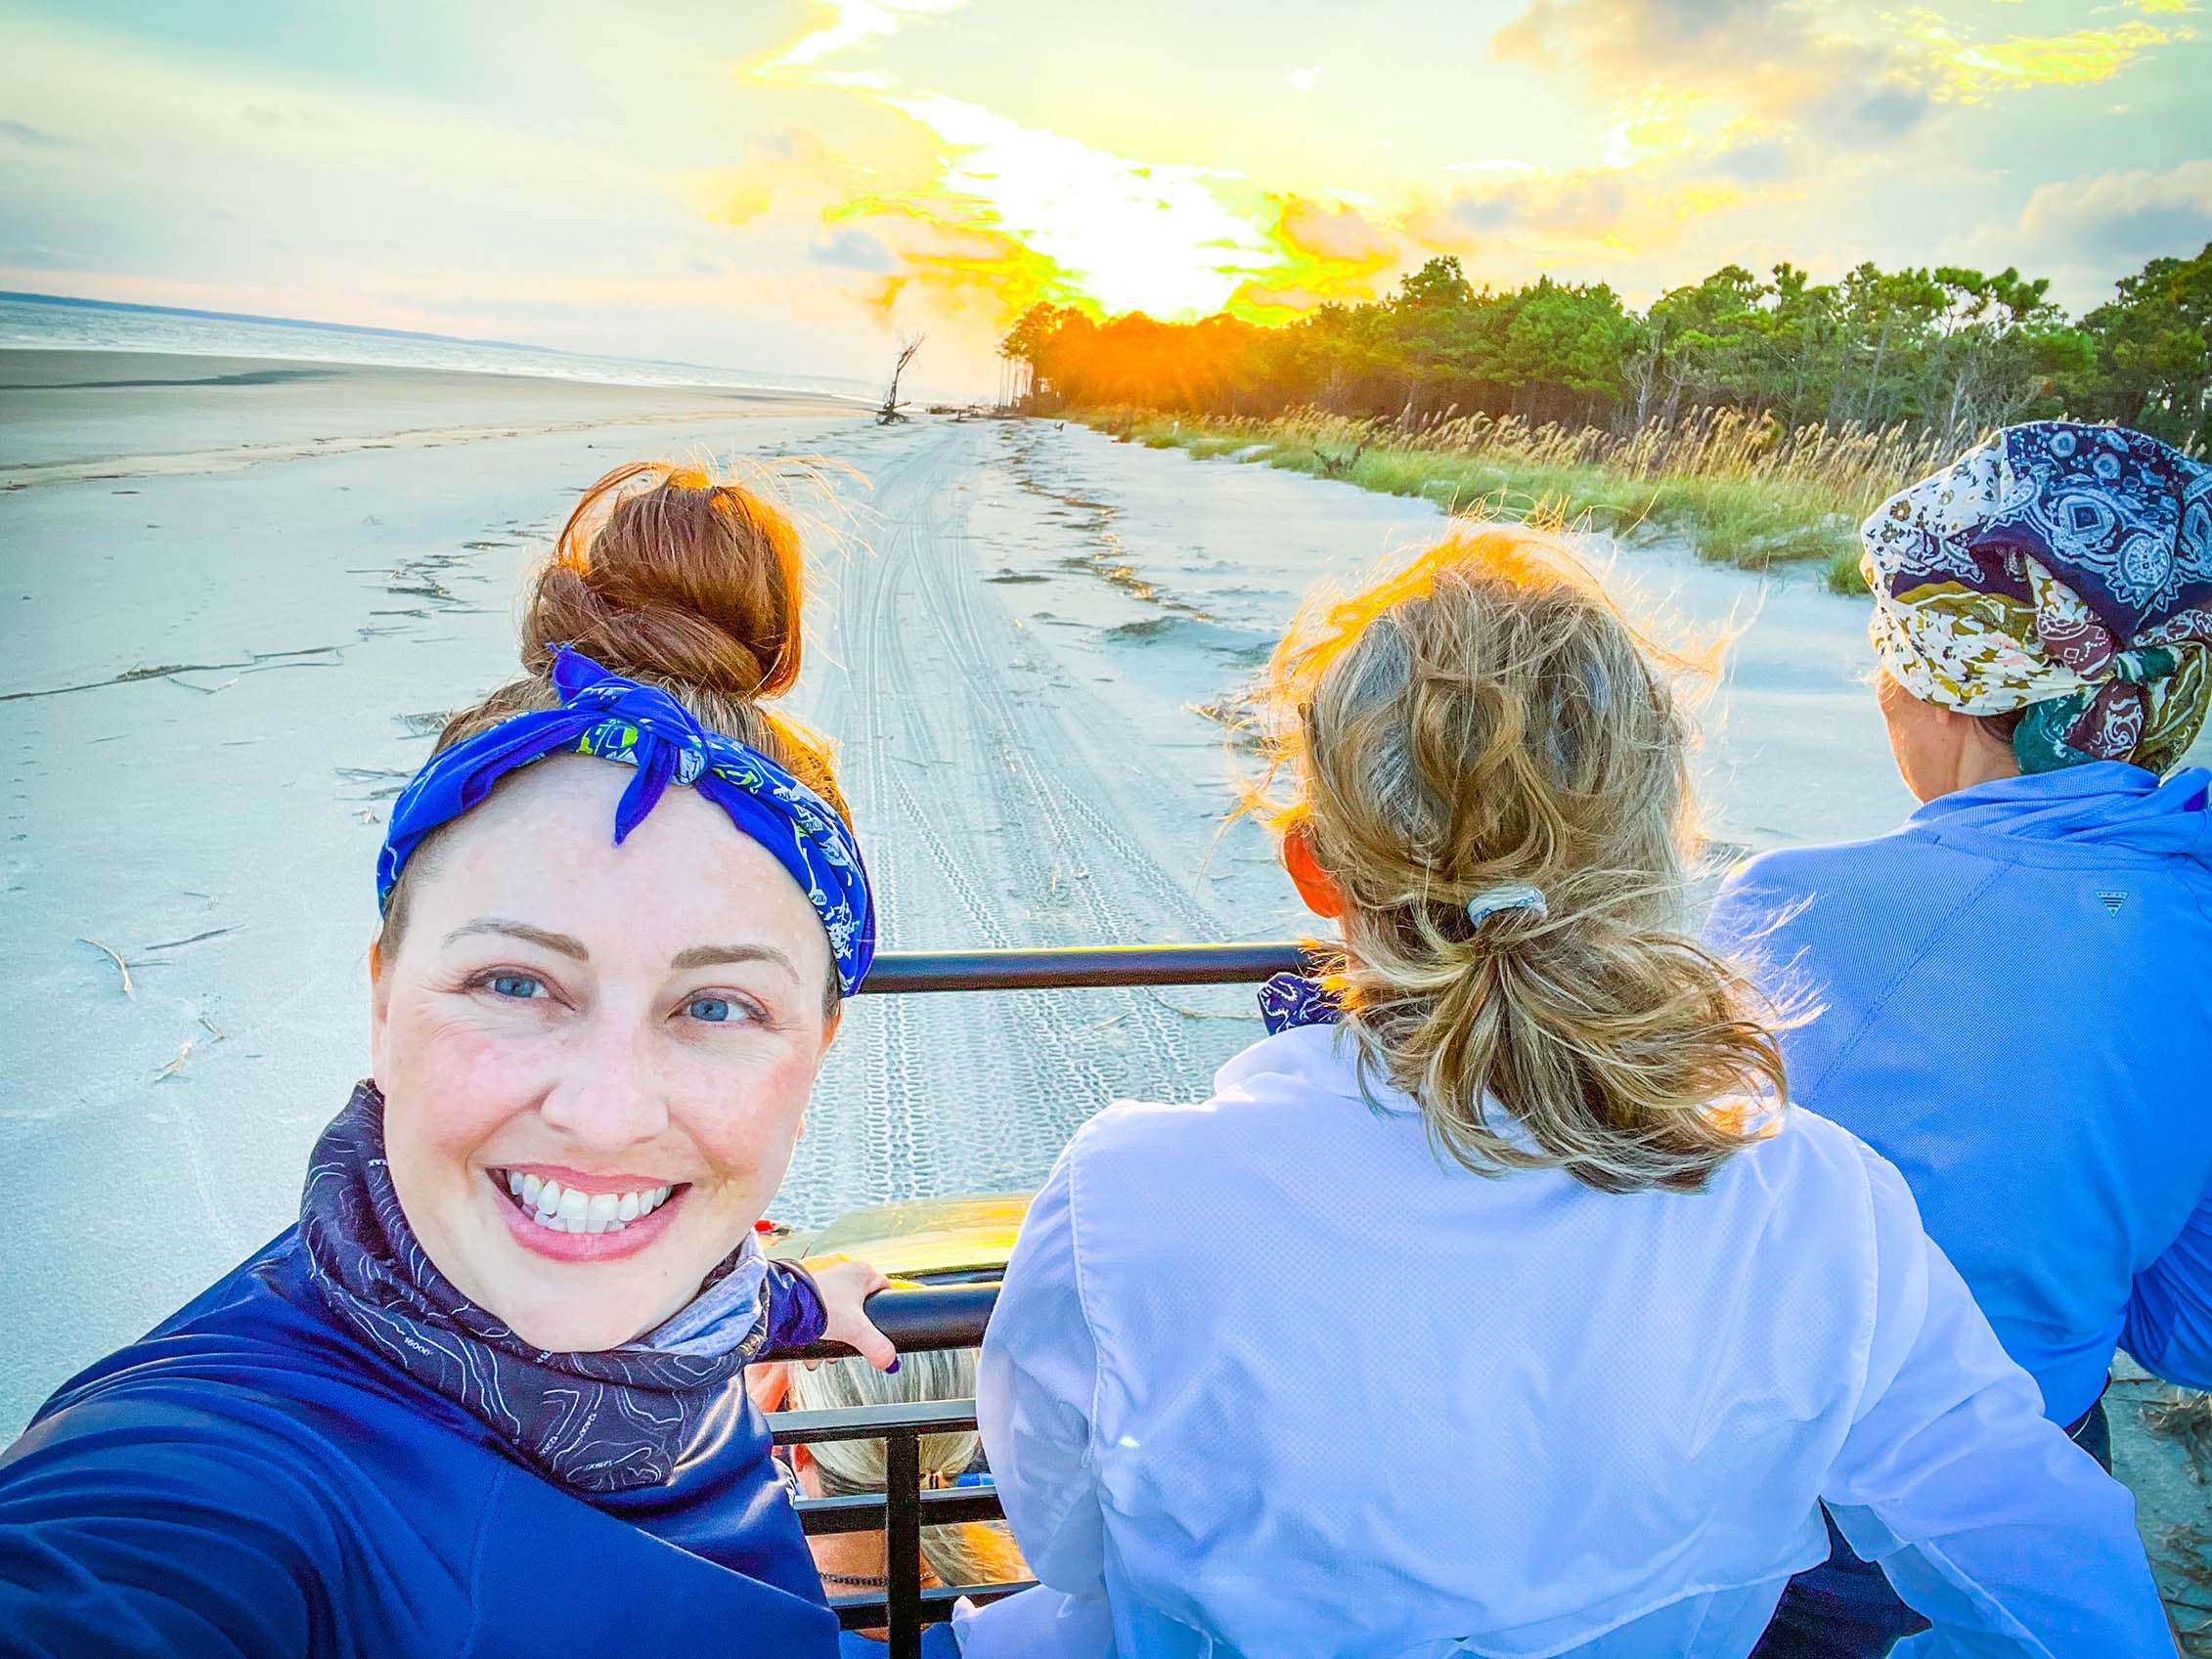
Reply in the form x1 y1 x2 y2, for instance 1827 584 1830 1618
0 292 871 401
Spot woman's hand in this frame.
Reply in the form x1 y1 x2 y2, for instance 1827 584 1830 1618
804 1254 896 1372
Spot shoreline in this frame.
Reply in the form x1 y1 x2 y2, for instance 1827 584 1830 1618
0 349 871 487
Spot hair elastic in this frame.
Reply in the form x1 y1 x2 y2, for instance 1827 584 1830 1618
1467 885 1547 929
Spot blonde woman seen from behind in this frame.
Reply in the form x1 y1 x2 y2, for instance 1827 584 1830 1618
767 1349 1028 1610
960 529 2171 1659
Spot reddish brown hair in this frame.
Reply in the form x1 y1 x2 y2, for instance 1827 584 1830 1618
379 461 848 1004
528 459 807 704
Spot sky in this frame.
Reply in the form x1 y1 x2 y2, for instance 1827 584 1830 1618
0 0 2205 392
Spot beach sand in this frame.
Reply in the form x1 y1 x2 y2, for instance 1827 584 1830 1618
1 351 2203 1620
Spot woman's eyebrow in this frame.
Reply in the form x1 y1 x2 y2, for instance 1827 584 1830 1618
669 942 799 978
443 919 590 960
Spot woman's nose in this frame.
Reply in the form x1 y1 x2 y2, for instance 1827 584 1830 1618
536 1017 669 1148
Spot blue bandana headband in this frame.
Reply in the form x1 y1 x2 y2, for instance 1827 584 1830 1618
378 649 875 994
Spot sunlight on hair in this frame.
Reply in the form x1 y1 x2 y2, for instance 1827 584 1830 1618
1243 521 1792 1194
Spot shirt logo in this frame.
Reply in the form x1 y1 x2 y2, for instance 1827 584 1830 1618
2096 890 2128 916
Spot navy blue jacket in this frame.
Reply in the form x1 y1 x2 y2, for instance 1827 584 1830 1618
0 1228 841 1658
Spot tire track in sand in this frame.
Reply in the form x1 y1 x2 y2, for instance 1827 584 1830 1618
779 422 1247 1221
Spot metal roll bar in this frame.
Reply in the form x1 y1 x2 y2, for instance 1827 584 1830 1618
856 939 1310 994
780 1283 1000 1366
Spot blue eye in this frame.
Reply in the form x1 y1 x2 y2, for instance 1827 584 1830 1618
489 975 544 1000
686 997 733 1024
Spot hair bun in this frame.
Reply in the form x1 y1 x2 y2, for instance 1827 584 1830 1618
523 461 805 702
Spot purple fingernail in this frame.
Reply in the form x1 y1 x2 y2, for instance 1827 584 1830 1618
888 1358 901 1374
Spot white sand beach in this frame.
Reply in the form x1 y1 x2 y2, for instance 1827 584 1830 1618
1 350 2203 1610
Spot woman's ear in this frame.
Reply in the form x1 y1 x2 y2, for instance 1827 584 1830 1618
367 937 394 1085
1281 820 1346 920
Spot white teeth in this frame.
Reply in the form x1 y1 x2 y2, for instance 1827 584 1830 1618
511 1175 673 1235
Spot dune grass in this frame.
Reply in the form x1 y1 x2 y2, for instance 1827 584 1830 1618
1083 406 1954 595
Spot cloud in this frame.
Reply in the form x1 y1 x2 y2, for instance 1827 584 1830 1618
1423 163 1745 259
756 0 966 74
2018 158 2212 266
686 126 858 230
823 199 1074 322
0 118 75 149
1908 17 2185 96
810 227 899 271
1490 0 1933 144
1232 194 1403 314
850 94 1283 317
706 180 771 225
1489 0 2187 168
756 126 837 165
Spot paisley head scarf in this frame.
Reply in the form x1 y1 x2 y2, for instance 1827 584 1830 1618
1860 421 2212 775
379 648 875 992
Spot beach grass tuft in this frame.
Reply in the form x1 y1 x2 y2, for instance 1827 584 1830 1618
1079 406 1948 596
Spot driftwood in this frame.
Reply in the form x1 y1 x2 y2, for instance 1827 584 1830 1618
877 335 925 424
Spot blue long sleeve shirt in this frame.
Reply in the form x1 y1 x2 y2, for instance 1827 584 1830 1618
0 1229 845 1658
1706 761 2212 1424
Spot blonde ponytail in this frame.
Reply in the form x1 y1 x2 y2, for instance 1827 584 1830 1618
1252 528 1784 1194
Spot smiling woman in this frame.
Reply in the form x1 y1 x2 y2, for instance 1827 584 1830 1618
372 753 849 1355
0 463 918 1658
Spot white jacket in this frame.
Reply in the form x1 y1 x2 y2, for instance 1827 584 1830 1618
965 1024 2169 1658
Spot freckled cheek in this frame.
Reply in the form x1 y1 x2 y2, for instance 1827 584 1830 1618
385 1001 554 1166
677 1049 822 1188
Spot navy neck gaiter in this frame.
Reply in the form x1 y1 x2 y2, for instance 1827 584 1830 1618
297 1083 771 1494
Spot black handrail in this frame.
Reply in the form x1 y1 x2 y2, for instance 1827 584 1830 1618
858 940 1308 993
780 1283 999 1365
770 1287 1012 1651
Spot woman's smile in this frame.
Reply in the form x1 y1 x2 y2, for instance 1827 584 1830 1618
488 1162 689 1263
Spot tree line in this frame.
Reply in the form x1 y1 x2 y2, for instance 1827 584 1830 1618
1000 243 2212 454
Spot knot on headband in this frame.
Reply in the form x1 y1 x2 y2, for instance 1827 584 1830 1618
378 649 875 994
1467 885 1547 929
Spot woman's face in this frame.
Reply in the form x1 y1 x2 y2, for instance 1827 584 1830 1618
369 757 839 1352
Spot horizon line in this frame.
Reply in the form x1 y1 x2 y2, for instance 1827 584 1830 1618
0 288 873 392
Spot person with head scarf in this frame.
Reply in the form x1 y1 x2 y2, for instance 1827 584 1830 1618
0 463 946 1658
1706 421 2212 1658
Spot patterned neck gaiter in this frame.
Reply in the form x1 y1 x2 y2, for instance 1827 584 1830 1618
1259 972 1342 1034
298 1082 771 1494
